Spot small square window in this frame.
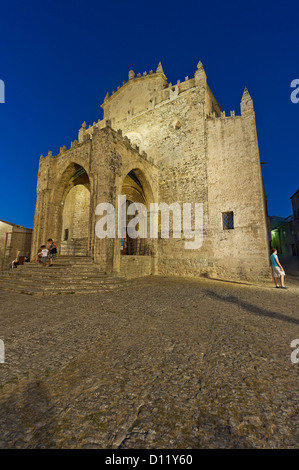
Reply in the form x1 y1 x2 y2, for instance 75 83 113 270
222 212 234 230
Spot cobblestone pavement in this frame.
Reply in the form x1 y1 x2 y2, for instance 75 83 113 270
0 275 298 449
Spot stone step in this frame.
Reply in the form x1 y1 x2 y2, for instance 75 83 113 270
3 269 118 278
20 266 96 272
11 267 104 274
0 268 127 281
0 283 128 296
0 283 127 293
0 277 127 288
23 255 94 263
0 276 127 286
4 268 112 276
12 257 85 267
3 272 120 280
1 267 124 277
20 260 96 268
5 257 102 271
0 278 129 294
23 258 94 264
7 282 124 289
0 256 130 295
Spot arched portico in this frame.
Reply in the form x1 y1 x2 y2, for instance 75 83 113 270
32 127 159 277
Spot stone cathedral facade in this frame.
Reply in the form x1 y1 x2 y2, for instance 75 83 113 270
32 61 270 281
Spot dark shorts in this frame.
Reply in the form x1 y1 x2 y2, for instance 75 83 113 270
48 252 56 259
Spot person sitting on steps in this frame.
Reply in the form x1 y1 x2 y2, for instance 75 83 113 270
11 258 18 269
31 246 43 263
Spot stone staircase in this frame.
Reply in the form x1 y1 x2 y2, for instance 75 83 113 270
0 256 130 295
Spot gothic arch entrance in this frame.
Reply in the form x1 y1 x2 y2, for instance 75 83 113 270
121 170 148 256
60 165 91 256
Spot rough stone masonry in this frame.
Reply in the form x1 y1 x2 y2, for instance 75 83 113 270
32 61 270 281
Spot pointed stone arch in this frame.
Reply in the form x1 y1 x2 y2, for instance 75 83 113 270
55 163 91 256
113 166 157 277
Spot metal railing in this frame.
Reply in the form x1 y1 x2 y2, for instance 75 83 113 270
60 239 89 257
121 237 150 256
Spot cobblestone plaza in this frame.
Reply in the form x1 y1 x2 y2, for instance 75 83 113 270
0 272 298 449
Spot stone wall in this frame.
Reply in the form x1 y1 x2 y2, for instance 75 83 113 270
0 221 32 270
32 61 271 282
59 183 90 255
0 221 8 268
206 111 270 280
119 255 152 278
98 62 269 280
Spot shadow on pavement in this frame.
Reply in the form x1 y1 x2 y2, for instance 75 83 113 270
204 289 299 326
0 379 59 448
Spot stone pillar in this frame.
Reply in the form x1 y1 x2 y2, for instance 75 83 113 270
91 130 119 273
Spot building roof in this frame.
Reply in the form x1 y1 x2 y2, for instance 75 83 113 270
290 188 299 199
270 215 293 230
0 219 32 231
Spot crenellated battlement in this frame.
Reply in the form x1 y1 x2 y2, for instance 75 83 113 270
40 61 225 161
39 66 253 170
102 72 198 109
206 86 254 121
100 61 212 126
103 63 167 105
39 122 155 167
206 110 238 120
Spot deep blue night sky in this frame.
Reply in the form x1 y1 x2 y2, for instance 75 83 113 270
0 0 298 228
